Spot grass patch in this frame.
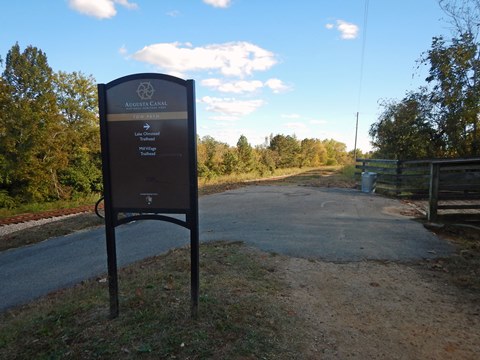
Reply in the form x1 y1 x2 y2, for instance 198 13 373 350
0 242 308 359
197 167 319 196
339 164 356 179
0 194 101 219
198 167 313 185
253 166 356 189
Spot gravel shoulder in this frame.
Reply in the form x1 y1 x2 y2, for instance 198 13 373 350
0 213 86 237
279 257 480 359
0 213 103 252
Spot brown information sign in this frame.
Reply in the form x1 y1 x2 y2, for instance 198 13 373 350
100 75 194 211
98 73 199 318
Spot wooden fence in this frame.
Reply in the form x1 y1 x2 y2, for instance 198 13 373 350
355 158 480 221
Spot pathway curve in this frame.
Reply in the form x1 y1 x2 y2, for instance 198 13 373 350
0 186 454 311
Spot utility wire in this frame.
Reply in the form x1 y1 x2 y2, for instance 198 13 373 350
354 0 369 159
357 0 369 112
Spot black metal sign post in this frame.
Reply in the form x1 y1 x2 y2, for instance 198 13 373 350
98 73 199 319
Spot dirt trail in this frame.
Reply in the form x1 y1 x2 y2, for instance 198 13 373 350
278 258 480 359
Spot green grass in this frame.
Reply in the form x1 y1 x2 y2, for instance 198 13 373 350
0 193 101 219
339 164 356 179
198 166 319 186
254 166 356 189
0 242 309 359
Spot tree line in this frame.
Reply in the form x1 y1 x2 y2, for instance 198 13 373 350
369 0 480 159
0 43 351 207
197 134 350 180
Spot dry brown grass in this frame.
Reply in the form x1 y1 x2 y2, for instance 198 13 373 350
0 242 309 359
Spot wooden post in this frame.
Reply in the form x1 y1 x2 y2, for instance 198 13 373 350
395 160 403 197
428 162 440 222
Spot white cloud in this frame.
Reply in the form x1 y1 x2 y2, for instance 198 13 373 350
284 122 308 131
210 115 239 122
198 96 265 118
69 0 137 19
114 0 138 10
337 20 359 39
265 78 289 93
326 19 359 40
281 114 301 119
283 122 311 139
166 10 181 17
201 78 264 94
201 77 289 94
309 119 327 125
69 0 116 18
199 127 264 147
118 45 128 55
280 115 327 125
201 78 223 88
131 41 277 78
203 0 231 8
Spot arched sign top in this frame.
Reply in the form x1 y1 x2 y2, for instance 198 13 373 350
105 72 189 89
105 74 192 116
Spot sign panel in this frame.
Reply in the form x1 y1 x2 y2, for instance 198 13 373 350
104 77 191 210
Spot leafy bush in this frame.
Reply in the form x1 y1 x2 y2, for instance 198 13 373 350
0 190 17 209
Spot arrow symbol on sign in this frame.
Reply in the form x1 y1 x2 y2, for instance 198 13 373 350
143 123 150 131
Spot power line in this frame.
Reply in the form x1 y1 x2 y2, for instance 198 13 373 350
357 0 369 111
354 0 369 159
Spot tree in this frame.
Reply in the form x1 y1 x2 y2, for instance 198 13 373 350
236 135 254 173
255 146 277 175
269 134 300 168
322 139 348 165
369 92 443 159
424 32 480 156
299 138 327 167
416 0 480 156
0 44 68 202
221 148 238 175
197 136 229 178
0 64 11 185
438 0 480 37
54 71 102 195
0 64 16 207
369 0 480 159
54 71 98 127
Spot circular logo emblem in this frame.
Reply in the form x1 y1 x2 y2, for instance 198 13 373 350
136 81 155 100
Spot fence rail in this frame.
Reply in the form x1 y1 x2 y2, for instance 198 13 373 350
355 157 480 221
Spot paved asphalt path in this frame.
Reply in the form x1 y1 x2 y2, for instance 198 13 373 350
0 185 453 311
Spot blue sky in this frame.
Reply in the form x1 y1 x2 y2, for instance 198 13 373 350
1 0 450 152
